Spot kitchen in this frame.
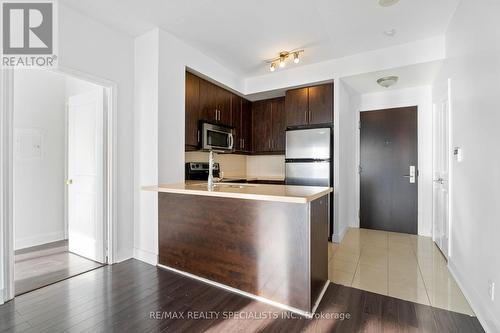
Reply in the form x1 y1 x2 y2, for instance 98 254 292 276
145 70 335 316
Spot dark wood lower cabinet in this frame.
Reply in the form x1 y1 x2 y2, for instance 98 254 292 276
158 192 329 313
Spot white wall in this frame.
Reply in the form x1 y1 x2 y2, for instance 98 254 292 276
58 4 135 262
356 86 434 236
437 1 500 331
335 79 360 241
133 30 159 265
13 70 66 250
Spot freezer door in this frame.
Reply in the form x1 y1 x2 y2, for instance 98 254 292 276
285 161 331 186
286 128 331 160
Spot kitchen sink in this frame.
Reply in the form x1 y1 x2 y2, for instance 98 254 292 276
192 183 256 189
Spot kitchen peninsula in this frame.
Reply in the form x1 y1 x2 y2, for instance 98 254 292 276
144 182 332 316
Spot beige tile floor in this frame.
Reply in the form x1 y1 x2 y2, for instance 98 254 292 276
328 228 475 316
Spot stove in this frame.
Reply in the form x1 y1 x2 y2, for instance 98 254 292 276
185 162 220 180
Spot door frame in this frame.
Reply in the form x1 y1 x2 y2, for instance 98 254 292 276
432 78 453 258
0 66 118 303
355 103 428 235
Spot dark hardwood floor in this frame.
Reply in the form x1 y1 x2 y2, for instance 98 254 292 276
15 240 103 296
0 259 483 333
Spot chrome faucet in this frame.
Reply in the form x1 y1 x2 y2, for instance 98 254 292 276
208 150 216 190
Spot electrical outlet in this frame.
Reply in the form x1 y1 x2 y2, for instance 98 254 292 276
488 280 495 301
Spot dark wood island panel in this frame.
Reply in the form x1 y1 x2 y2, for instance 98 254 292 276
158 192 329 314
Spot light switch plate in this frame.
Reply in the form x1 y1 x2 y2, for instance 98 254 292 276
15 128 43 160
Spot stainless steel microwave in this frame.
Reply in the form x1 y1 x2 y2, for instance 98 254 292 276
201 122 234 152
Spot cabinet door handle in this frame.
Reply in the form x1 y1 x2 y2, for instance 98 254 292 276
242 138 245 149
197 130 200 143
268 139 271 149
215 109 218 120
308 110 310 124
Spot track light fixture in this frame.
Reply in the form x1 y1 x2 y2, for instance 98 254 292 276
267 49 304 72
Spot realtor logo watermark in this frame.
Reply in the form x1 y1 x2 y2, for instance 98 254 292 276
1 0 58 67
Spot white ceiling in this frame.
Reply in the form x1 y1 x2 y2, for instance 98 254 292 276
60 0 459 77
342 61 443 94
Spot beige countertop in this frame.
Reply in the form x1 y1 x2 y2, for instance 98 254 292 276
143 182 332 204
220 176 285 182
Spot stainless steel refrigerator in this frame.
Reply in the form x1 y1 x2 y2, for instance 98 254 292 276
285 127 333 239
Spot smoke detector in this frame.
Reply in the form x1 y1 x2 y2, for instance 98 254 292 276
379 0 400 7
384 29 396 37
377 76 399 88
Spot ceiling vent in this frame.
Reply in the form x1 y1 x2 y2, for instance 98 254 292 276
379 0 400 7
377 76 399 88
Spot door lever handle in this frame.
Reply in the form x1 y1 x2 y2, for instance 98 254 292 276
404 165 416 183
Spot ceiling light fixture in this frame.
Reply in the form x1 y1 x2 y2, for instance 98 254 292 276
377 76 399 88
293 52 300 64
266 49 304 72
379 0 400 7
279 54 287 68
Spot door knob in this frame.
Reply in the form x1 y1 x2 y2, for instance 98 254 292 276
433 178 444 184
65 179 73 185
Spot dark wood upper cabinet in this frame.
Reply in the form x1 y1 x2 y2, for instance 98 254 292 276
199 79 218 123
252 97 285 153
185 72 200 150
231 94 242 151
216 86 232 125
231 95 253 153
252 100 272 153
271 98 286 152
285 83 333 127
199 78 231 125
186 72 333 154
308 84 333 125
285 88 309 127
241 99 252 153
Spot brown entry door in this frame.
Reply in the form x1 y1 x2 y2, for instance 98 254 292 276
360 107 418 234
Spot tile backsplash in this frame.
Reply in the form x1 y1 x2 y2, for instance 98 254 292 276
185 152 285 179
246 155 285 178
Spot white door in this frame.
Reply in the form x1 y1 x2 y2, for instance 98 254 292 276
67 89 105 263
432 97 450 258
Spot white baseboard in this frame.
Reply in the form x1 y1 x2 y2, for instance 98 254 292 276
15 231 65 250
133 247 158 266
448 260 499 333
332 225 348 243
0 288 4 305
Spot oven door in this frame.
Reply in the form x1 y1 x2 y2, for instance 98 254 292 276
202 123 234 152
